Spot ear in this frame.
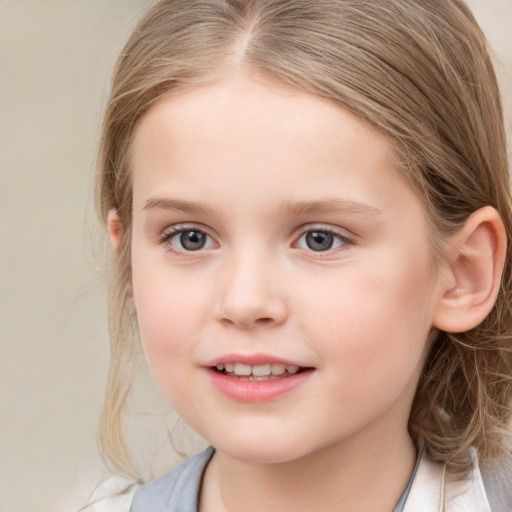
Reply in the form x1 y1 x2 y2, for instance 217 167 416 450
433 206 507 333
107 209 123 249
107 209 134 299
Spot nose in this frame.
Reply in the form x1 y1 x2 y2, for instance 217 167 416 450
215 251 288 329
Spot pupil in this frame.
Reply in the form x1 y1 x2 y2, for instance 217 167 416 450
180 230 206 250
306 231 333 251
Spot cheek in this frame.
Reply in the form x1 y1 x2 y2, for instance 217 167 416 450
300 250 436 396
131 264 207 382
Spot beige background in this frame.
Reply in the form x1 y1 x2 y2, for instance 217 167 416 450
0 1 511 511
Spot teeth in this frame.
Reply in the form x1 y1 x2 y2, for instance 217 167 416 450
271 364 285 375
234 363 252 376
217 362 302 376
252 364 272 376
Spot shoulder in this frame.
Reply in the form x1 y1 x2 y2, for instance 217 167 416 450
481 454 512 512
81 476 138 512
130 447 215 512
404 449 512 512
81 448 214 512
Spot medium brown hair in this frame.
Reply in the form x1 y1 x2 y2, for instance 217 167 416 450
96 0 512 478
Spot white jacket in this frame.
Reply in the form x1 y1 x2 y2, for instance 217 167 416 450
84 449 512 511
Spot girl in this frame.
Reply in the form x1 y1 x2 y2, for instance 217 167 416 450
90 0 512 510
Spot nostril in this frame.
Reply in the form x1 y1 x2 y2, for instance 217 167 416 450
215 289 288 328
255 317 273 325
219 316 275 328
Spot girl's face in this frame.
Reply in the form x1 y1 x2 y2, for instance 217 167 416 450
128 75 447 464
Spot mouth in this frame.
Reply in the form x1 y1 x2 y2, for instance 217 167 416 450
212 363 308 381
207 358 314 402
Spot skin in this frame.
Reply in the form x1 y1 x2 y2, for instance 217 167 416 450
116 74 503 511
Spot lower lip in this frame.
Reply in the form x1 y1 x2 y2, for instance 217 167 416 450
207 368 313 403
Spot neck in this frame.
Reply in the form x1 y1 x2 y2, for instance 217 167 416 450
200 422 416 512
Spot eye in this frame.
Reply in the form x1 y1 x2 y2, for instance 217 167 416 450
161 227 215 252
296 229 349 252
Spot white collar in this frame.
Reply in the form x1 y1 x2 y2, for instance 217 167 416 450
404 450 491 512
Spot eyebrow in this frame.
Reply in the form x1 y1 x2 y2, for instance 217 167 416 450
143 197 216 216
279 198 382 217
143 196 382 217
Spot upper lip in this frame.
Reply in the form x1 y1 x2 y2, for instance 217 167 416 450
204 353 309 368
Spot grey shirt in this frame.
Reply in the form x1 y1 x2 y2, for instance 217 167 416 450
129 447 418 512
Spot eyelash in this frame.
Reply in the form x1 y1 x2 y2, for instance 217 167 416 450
294 227 354 256
158 226 215 255
158 225 355 256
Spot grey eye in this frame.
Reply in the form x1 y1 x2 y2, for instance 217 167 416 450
297 230 347 252
178 230 208 251
305 231 334 251
161 227 216 254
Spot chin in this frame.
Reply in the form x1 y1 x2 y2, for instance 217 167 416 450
208 434 313 465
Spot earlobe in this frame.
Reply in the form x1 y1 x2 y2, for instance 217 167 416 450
433 206 507 333
107 209 135 299
107 209 123 250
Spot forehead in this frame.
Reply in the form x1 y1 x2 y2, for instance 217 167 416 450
129 75 422 225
